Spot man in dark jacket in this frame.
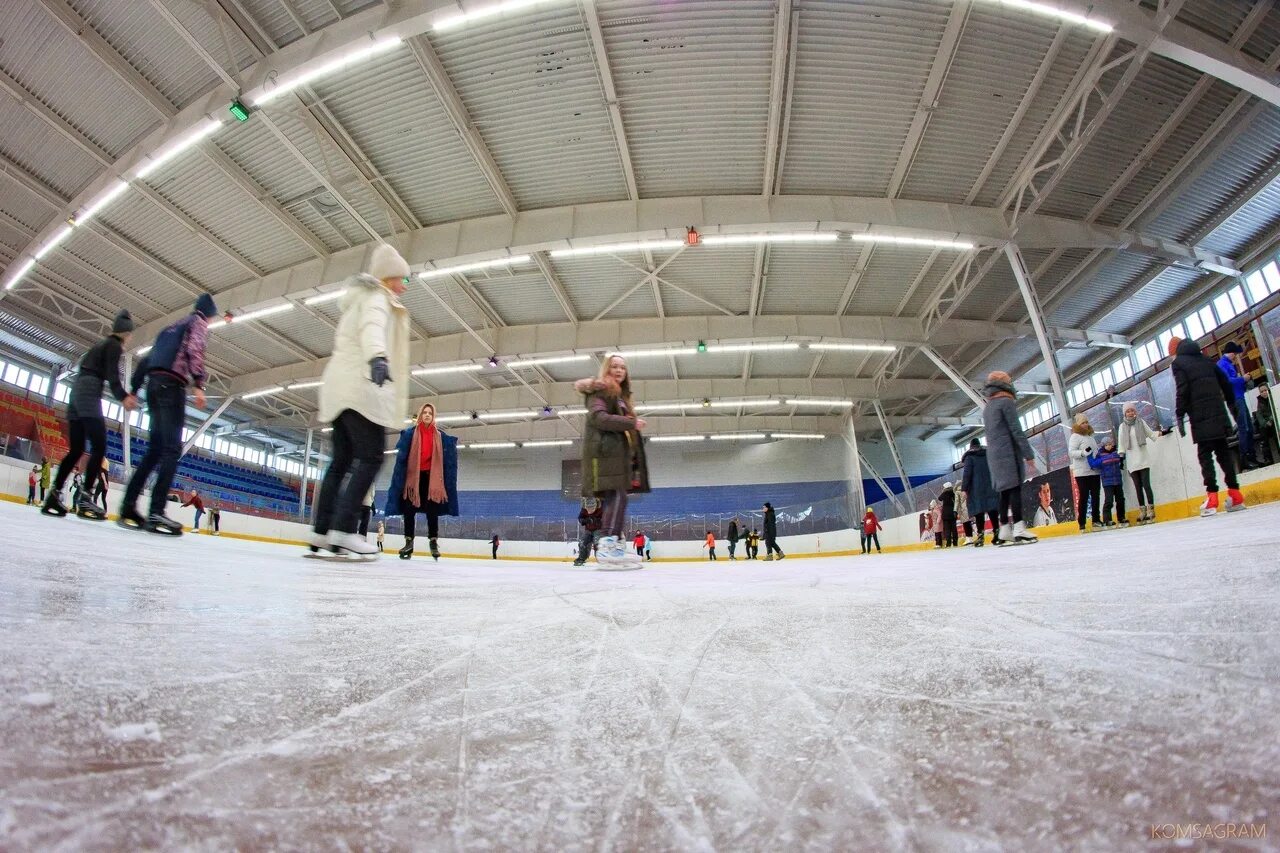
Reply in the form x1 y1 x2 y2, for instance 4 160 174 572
939 482 958 547
761 502 784 561
1173 337 1246 514
1217 341 1258 469
574 497 603 566
727 518 740 560
44 310 139 518
961 439 1000 546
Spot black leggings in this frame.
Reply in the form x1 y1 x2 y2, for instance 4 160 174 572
1196 438 1238 493
977 510 1000 538
1102 484 1126 524
1074 474 1101 528
942 512 958 547
402 470 443 539
999 485 1023 524
1129 468 1154 506
313 409 384 536
54 416 107 496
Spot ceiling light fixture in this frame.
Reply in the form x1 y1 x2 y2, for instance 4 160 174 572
785 398 855 408
523 439 573 448
135 118 223 179
2 259 35 291
990 0 1112 32
303 289 347 306
420 255 531 279
709 433 767 441
434 414 473 424
242 386 283 400
412 363 483 377
649 435 708 443
700 233 839 247
207 303 293 330
287 380 323 391
33 226 73 260
807 342 898 352
707 399 781 409
705 342 801 354
466 442 517 449
135 345 152 356
505 354 591 369
620 347 699 358
77 180 130 225
434 0 562 31
770 433 826 439
550 239 685 259
849 234 975 251
252 37 404 105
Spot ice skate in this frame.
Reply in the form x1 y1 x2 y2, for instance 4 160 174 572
116 505 146 531
993 522 1013 546
595 536 640 571
398 537 414 560
429 538 440 561
145 513 183 536
303 530 330 557
323 531 378 561
1010 521 1038 544
1225 488 1247 513
40 490 68 517
75 496 107 521
1199 492 1219 517
974 532 985 547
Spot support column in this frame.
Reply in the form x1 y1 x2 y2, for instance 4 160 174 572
299 427 313 520
860 453 908 516
872 399 915 508
918 345 987 410
1006 244 1072 430
181 396 234 455
121 354 132 477
843 413 865 524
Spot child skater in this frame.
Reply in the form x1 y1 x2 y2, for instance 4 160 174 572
1089 438 1128 528
705 530 717 561
574 353 650 569
861 507 882 554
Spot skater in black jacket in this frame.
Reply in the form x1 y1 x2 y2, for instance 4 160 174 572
44 310 138 519
1171 337 1247 515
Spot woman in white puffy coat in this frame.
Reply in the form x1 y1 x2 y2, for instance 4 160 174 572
309 243 411 556
1068 413 1102 532
1117 403 1159 523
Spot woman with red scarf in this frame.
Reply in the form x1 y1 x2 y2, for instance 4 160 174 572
384 402 459 560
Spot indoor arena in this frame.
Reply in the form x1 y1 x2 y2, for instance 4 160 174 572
0 0 1277 850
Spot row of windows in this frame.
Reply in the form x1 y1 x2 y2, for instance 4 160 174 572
1018 398 1059 432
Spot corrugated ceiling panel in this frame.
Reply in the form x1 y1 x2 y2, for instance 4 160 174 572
749 349 821 379
813 348 879 379
408 277 491 337
1038 57 1202 223
552 253 666 320
66 231 196 314
1176 0 1252 45
265 310 334 359
213 319 306 368
600 0 772 196
0 97 101 201
897 255 954 317
40 239 162 319
313 50 504 226
96 190 243 292
0 175 57 233
760 243 860 315
1050 251 1153 329
655 246 754 316
845 247 942 317
433 4 628 210
1090 265 1204 335
470 270 570 326
234 0 306 48
1199 178 1280 258
900 5 1062 203
666 351 741 378
947 259 1018 321
1242 3 1280 63
782 0 949 196
969 32 1096 208
1 0 156 158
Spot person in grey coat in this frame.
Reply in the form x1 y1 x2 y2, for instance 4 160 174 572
981 371 1038 544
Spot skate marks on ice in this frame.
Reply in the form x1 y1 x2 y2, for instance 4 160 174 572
1 501 1279 849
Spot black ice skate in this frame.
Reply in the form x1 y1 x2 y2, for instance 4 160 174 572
75 497 107 521
399 536 414 560
116 505 147 531
145 513 184 536
429 538 440 561
40 490 68 517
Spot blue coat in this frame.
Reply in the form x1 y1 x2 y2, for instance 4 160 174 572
1216 355 1247 400
960 447 998 515
383 427 460 517
1088 449 1125 487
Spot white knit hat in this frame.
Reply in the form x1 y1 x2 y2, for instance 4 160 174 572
368 243 410 281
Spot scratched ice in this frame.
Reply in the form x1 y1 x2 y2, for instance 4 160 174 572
1 499 1277 850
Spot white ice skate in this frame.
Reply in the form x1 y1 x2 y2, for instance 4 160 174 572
595 536 641 571
1011 521 1038 544
306 531 379 562
992 522 1012 546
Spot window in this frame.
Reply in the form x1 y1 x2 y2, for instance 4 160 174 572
1213 292 1239 324
29 374 49 396
1262 261 1280 294
1198 305 1217 335
54 383 71 403
1184 311 1205 341
1228 285 1248 316
1135 344 1152 371
13 367 29 389
1246 270 1270 304
1110 358 1132 382
2 363 17 385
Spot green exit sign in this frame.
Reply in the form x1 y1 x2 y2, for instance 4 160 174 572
228 100 250 123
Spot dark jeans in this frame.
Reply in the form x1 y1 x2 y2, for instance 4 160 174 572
1129 468 1154 506
576 527 597 562
1074 474 1101 528
942 511 958 547
1234 397 1254 458
1196 438 1238 493
402 471 445 540
1102 484 1126 524
358 506 372 537
999 485 1023 524
863 532 880 553
764 536 782 558
977 510 1000 539
313 409 385 536
728 540 737 558
600 489 627 537
54 415 107 496
708 547 716 560
123 375 185 516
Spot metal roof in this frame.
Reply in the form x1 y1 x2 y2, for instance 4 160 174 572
0 0 1277 451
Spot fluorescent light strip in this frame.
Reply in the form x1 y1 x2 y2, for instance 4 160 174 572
559 407 587 416
466 442 517 449
785 398 855 408
135 345 152 356
638 402 700 412
807 342 898 352
707 399 780 409
701 233 839 246
771 433 826 440
208 303 293 330
849 234 975 251
252 37 404 105
523 440 573 447
435 0 561 31
135 118 223 179
434 415 473 424
710 433 767 441
413 364 483 377
420 255 531 279
3 259 35 291
550 240 685 259
620 347 699 358
706 343 801 354
304 289 346 306
242 386 283 400
506 354 591 369
991 0 1112 32
650 435 707 443
34 226 74 260
78 180 129 224
384 448 398 455
287 381 323 391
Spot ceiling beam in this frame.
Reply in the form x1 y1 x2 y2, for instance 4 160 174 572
580 0 639 200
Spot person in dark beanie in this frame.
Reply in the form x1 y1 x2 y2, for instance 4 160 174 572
119 295 215 534
727 517 740 560
762 502 784 560
1172 337 1247 515
981 371 1038 544
1216 341 1259 469
44 309 139 518
961 438 999 546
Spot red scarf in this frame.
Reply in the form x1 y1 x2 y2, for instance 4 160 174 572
404 422 446 507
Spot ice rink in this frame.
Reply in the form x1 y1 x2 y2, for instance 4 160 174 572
1 500 1277 851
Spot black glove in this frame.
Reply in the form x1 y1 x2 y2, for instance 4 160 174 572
369 356 390 387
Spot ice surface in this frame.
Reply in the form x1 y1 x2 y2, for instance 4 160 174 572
1 500 1278 850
